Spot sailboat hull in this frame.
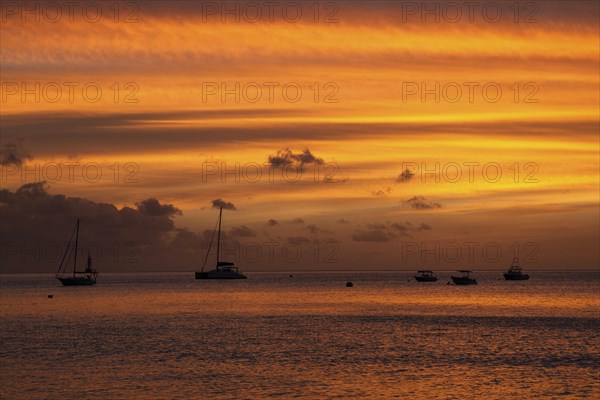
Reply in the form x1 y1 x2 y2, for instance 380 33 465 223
57 277 97 286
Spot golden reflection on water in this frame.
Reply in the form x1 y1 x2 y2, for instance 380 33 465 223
2 272 598 318
1 272 599 399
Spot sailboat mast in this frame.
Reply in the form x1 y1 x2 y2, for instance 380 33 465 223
73 218 79 277
216 207 222 264
56 221 77 278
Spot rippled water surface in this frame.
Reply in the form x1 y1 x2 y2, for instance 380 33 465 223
1 271 599 399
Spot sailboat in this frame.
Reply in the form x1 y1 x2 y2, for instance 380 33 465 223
504 257 530 280
195 207 247 280
55 218 98 286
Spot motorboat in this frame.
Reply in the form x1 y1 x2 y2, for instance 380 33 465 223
451 270 477 285
503 257 530 280
414 270 438 282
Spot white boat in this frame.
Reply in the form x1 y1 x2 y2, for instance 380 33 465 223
195 207 247 280
55 219 98 286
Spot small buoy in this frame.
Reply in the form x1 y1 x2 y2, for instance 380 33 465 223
48 294 54 298
346 281 353 287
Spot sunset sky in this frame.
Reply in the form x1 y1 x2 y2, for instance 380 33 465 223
1 0 598 272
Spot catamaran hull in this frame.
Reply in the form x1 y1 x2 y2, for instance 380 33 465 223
57 277 96 286
195 271 247 279
503 273 529 280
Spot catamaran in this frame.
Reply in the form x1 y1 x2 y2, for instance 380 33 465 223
55 218 98 286
195 207 247 280
504 257 530 280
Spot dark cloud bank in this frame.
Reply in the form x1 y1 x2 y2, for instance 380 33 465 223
0 183 340 273
0 182 200 273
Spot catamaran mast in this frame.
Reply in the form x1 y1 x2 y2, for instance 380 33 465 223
73 218 79 277
216 207 222 264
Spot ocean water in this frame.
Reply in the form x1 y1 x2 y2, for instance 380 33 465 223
1 271 599 399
